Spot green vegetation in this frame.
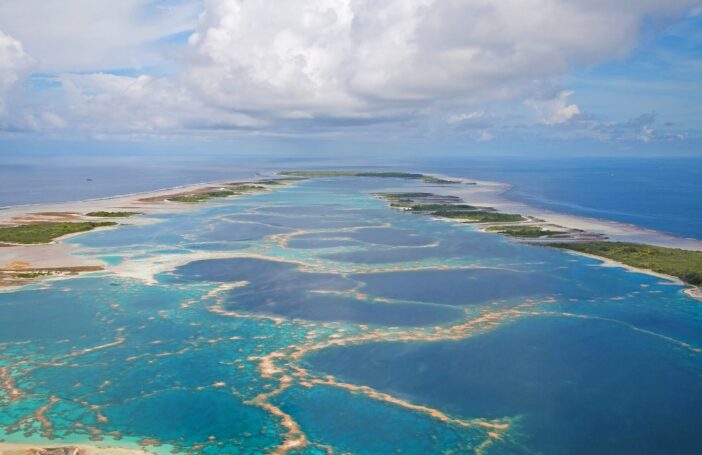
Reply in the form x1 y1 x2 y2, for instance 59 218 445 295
0 221 117 244
552 241 702 286
168 189 237 203
486 225 564 238
280 170 459 183
421 176 460 184
16 271 52 279
444 211 525 222
86 211 141 217
377 192 525 223
380 192 435 200
257 178 306 184
230 184 267 192
407 204 483 212
168 185 268 204
282 170 425 179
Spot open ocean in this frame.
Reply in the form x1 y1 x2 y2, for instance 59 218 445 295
420 157 702 240
1 156 701 239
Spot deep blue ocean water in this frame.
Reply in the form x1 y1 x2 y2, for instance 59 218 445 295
419 157 702 240
0 162 259 207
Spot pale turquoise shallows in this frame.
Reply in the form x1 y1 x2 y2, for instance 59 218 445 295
1 177 701 455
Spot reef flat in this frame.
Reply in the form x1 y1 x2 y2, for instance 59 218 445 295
1 173 701 454
0 442 150 454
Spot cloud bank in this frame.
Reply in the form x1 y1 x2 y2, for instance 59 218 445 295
0 30 30 116
0 0 698 142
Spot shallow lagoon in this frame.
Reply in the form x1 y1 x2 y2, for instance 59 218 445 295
1 176 701 454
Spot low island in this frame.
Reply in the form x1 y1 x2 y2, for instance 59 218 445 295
136 182 286 204
486 225 568 238
86 211 141 218
551 242 702 287
0 221 117 244
167 184 267 203
280 170 462 184
376 191 526 223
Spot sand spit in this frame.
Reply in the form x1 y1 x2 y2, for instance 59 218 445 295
0 175 299 286
414 173 702 251
0 443 152 455
0 264 104 288
683 287 702 300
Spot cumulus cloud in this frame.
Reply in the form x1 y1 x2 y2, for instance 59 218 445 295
55 73 262 134
448 111 493 126
0 0 200 72
0 30 31 115
517 111 674 144
1 0 699 140
183 0 696 119
526 91 581 125
184 0 360 119
602 112 659 143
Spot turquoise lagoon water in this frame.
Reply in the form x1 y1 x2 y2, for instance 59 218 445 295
1 177 701 454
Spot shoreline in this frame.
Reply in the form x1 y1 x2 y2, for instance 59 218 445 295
0 173 274 211
0 169 700 299
0 169 700 451
2 169 699 250
0 173 294 286
556 249 687 285
412 172 702 251
376 172 702 300
0 443 154 455
0 173 279 221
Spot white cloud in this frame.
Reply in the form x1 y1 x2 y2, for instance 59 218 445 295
54 72 262 134
526 91 581 125
185 0 361 117
0 0 200 72
183 0 697 121
477 130 493 142
638 125 654 142
448 111 490 124
0 30 31 115
519 111 667 144
1 0 699 140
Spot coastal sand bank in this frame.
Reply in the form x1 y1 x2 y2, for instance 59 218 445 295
0 443 152 455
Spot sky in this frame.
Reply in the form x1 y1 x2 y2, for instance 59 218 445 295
0 0 701 158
